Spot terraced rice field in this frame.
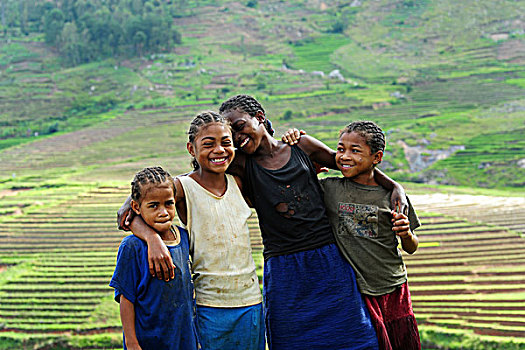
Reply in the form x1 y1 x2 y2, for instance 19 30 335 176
0 186 264 336
412 193 525 235
408 195 525 339
1 187 524 346
0 188 126 333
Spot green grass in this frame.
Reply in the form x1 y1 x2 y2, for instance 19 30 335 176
0 0 524 347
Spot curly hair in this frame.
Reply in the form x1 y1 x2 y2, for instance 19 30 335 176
219 94 274 136
341 121 386 156
131 166 174 203
187 111 230 170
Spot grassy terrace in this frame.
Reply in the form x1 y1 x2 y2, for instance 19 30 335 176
0 0 523 348
0 186 265 348
0 187 525 348
404 212 525 341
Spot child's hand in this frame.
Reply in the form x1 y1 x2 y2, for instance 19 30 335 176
391 211 411 239
392 211 419 254
281 128 305 145
122 210 136 230
391 189 408 216
148 236 176 281
117 196 135 231
313 161 329 174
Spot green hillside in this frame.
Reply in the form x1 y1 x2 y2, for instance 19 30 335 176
0 0 524 348
0 0 523 190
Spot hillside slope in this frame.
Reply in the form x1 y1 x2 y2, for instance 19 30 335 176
0 2 525 347
0 0 524 191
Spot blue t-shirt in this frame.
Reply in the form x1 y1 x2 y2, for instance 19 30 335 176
110 227 199 350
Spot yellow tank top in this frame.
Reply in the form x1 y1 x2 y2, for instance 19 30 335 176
179 174 262 307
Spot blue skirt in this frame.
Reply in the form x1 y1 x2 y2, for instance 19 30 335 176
263 243 379 350
196 303 265 350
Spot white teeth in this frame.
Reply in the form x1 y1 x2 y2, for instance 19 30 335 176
211 157 227 163
240 138 249 148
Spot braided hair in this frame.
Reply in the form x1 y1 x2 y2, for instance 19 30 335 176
341 121 385 163
131 166 174 203
219 94 275 136
187 111 230 170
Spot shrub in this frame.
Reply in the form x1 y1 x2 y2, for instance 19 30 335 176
282 110 293 120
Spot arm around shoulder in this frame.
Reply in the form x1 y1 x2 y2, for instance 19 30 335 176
226 152 246 179
128 215 176 282
375 169 408 213
296 135 337 169
117 196 135 231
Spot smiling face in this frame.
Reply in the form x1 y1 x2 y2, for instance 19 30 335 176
131 182 176 237
187 122 235 174
336 131 383 185
222 109 265 154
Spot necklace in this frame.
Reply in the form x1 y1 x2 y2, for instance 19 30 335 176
169 226 177 241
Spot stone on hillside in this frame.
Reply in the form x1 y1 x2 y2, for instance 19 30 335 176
518 158 525 168
372 101 391 110
329 69 345 81
490 33 509 41
390 91 405 99
312 71 325 77
478 162 492 169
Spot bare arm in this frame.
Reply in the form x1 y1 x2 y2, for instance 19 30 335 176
295 135 338 169
233 174 253 207
282 129 408 212
282 129 337 169
226 151 246 178
128 216 175 281
117 177 186 281
118 196 175 281
120 295 143 350
374 169 408 214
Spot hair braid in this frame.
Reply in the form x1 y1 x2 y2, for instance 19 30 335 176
341 121 386 158
187 111 230 170
219 94 274 136
131 166 174 202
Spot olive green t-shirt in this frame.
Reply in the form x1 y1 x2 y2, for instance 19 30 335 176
320 177 420 296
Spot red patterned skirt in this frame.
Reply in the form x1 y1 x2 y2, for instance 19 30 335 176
363 282 421 350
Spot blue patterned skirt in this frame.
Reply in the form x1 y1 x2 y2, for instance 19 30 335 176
263 243 379 350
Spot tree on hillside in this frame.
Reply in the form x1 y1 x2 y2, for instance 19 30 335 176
44 8 65 47
133 31 147 57
1 0 5 36
60 22 83 65
18 0 28 35
0 0 182 66
131 0 143 15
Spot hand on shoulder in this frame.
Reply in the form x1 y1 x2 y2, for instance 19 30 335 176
281 128 306 145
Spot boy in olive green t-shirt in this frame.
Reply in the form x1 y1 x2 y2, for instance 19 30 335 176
319 121 421 350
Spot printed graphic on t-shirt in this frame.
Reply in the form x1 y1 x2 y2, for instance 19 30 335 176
338 202 379 238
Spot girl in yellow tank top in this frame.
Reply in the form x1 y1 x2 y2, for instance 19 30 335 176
119 111 264 350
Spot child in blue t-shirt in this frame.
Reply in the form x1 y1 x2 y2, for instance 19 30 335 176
110 166 199 350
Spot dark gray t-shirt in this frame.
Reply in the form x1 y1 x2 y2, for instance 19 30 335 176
320 177 420 296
